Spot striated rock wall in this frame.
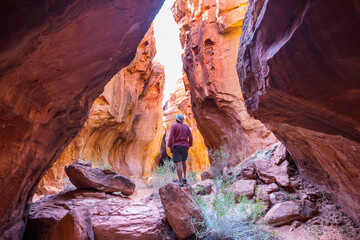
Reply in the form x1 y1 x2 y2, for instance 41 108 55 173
163 78 209 172
38 26 165 195
0 0 164 238
237 0 360 224
172 0 277 166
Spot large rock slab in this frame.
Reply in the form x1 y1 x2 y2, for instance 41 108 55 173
264 200 317 227
0 0 164 238
159 183 203 240
65 160 135 196
25 190 169 240
237 0 360 225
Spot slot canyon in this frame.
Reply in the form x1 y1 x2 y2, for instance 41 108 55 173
0 0 359 239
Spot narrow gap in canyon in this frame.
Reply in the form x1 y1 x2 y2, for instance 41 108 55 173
1 0 359 239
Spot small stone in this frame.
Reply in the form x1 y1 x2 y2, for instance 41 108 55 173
200 169 215 181
265 183 280 194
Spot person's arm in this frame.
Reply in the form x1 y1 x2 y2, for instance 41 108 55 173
188 126 193 147
168 125 174 152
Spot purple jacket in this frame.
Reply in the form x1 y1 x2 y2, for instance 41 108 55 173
168 122 193 150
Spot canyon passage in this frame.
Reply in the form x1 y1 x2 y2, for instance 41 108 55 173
0 0 360 239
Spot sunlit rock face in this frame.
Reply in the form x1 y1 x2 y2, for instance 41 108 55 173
237 0 360 225
0 0 164 238
38 26 165 195
163 78 209 172
172 0 277 165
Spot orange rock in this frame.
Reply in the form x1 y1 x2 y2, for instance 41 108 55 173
163 78 210 172
37 26 165 195
172 0 277 166
0 1 164 237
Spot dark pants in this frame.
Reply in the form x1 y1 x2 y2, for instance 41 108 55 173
172 145 189 163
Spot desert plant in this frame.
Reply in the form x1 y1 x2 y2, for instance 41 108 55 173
194 191 273 240
208 146 236 176
151 159 176 189
193 177 274 240
187 170 197 185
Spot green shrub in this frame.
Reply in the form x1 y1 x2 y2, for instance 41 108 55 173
193 178 275 240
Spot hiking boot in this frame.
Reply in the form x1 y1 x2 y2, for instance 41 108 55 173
182 178 187 184
178 183 184 187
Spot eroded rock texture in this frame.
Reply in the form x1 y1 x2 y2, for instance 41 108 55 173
37 26 165 196
172 0 277 166
0 0 164 238
237 0 360 224
163 77 209 172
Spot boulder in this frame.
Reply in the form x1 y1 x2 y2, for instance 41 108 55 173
232 159 257 179
65 160 135 196
192 179 213 195
25 190 169 240
264 200 317 227
49 207 94 240
200 169 215 181
159 183 203 240
253 159 290 187
264 183 280 194
230 180 256 201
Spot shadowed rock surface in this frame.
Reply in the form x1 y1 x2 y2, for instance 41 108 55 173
65 160 135 196
172 0 277 165
0 0 164 238
237 0 360 224
25 190 169 240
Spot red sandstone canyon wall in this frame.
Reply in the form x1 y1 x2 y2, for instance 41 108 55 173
163 77 210 172
237 0 360 225
37 26 165 195
0 0 164 238
172 0 277 165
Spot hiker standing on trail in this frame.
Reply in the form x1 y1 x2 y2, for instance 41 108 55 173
168 114 193 187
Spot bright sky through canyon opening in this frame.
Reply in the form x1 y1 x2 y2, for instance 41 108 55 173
153 0 183 106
